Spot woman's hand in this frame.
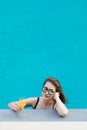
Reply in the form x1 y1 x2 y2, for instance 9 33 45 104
53 92 69 117
53 92 60 101
8 102 23 112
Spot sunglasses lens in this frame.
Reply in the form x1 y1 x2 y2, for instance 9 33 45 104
42 87 48 93
48 90 54 95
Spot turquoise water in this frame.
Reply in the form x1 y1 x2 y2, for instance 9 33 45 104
0 0 87 109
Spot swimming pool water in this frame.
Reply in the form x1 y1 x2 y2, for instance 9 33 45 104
0 0 87 109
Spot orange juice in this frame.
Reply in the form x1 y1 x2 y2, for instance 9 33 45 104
18 101 26 109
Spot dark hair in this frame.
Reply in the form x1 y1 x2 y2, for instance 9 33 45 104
43 77 67 104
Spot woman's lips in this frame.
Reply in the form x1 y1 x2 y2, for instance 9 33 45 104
44 95 49 98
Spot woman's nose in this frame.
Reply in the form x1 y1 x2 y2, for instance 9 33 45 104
45 91 49 95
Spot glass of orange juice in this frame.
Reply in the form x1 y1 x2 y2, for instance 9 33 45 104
18 100 26 109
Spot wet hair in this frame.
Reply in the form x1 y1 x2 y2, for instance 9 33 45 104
43 77 67 104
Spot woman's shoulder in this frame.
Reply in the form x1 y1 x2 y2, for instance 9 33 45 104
24 97 40 106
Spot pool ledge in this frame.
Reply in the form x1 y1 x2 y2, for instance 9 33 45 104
0 109 87 121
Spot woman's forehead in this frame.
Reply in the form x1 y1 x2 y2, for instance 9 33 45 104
44 81 56 89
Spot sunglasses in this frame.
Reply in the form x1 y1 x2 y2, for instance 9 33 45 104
42 87 55 95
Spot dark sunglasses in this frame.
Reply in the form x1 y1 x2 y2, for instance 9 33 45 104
42 87 55 95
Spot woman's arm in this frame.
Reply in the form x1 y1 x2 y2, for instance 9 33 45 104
53 93 69 117
8 97 37 112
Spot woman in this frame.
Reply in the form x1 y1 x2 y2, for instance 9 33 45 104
8 77 69 117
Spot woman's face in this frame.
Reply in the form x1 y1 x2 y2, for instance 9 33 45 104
42 81 56 99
